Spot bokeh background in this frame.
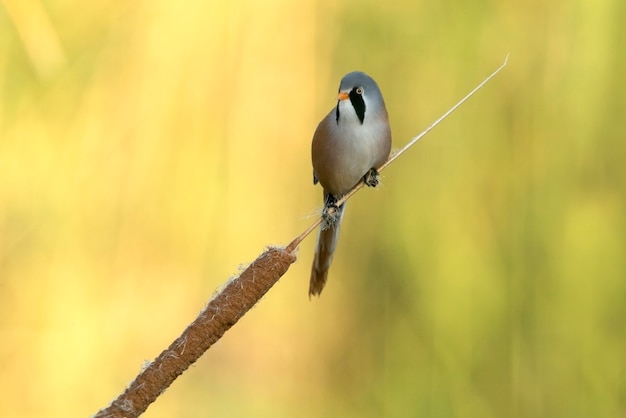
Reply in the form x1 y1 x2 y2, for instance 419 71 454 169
1 0 625 416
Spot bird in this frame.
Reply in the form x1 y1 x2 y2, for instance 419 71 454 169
309 71 392 297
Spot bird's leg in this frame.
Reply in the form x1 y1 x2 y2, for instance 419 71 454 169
321 194 342 229
363 168 380 188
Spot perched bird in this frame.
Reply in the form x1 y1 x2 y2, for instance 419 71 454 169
309 71 392 296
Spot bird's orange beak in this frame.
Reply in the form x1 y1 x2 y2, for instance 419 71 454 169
337 91 349 101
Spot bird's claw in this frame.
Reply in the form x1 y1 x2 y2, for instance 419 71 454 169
364 168 380 188
322 194 341 229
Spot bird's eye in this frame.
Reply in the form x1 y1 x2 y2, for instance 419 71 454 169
355 87 364 95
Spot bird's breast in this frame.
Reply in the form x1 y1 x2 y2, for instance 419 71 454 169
312 113 391 196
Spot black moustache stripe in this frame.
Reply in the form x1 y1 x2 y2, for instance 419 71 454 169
349 89 366 124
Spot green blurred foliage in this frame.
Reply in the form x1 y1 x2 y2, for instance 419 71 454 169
1 0 625 417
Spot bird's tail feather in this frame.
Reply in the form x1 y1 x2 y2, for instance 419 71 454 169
309 203 345 297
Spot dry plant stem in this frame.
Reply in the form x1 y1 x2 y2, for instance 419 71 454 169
94 247 297 418
379 53 509 172
286 216 322 252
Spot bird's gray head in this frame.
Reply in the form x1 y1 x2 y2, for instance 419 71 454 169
335 71 386 125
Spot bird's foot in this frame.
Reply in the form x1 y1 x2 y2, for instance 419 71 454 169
321 194 341 229
363 168 380 188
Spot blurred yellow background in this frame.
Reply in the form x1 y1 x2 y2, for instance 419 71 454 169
1 0 625 416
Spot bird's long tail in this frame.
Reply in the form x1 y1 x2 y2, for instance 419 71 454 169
309 201 345 297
